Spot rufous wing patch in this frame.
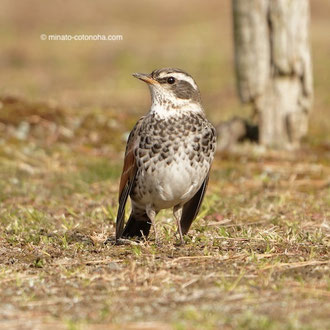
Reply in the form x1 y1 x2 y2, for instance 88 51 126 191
116 117 144 240
118 146 136 202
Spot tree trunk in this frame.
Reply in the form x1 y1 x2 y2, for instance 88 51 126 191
232 0 313 148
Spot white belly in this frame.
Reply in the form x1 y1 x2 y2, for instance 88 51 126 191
135 157 209 210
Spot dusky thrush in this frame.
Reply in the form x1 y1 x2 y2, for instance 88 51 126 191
115 68 217 244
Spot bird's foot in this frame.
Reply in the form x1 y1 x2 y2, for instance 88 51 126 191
104 237 140 246
116 238 141 245
176 230 185 245
173 231 185 246
176 237 185 246
104 237 116 245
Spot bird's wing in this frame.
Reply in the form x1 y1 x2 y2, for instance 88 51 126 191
180 173 210 235
116 117 144 240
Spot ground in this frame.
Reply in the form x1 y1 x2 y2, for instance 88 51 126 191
0 1 329 329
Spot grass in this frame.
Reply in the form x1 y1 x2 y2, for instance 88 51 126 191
0 100 329 329
0 0 330 329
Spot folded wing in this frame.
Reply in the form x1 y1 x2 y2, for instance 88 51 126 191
116 118 144 241
180 173 209 234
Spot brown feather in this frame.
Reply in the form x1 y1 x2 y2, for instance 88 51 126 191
118 146 136 201
116 117 144 240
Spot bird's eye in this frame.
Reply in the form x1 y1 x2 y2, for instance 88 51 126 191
167 77 175 84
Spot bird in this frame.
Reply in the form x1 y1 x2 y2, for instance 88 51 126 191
115 68 217 244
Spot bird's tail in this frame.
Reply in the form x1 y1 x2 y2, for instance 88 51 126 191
121 211 151 238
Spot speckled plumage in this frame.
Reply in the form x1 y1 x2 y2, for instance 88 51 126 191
131 111 216 207
115 68 217 244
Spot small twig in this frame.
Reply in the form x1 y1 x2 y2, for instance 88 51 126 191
181 278 199 289
289 287 330 298
54 258 122 267
261 260 329 271
170 254 247 265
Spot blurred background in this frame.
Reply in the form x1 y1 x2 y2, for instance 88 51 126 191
0 1 329 328
0 0 328 144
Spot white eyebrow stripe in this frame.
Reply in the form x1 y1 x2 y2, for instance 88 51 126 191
158 72 198 90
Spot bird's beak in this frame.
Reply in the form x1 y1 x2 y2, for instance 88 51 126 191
132 73 158 85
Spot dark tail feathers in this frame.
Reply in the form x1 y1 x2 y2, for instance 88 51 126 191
121 212 151 238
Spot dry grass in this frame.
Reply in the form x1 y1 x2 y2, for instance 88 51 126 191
0 1 329 329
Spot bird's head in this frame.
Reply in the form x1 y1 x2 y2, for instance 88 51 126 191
133 68 202 113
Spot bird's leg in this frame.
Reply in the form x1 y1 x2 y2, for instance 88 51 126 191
146 206 158 243
173 206 184 245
